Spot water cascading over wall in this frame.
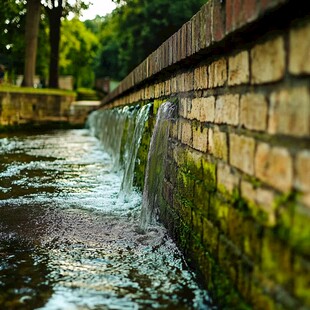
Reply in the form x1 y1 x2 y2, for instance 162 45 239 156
93 0 310 308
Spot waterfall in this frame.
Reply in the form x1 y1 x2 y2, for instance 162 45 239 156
87 104 151 194
121 103 151 196
140 101 176 231
87 101 176 229
87 106 136 171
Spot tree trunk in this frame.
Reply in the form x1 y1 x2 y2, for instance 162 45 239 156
22 0 41 87
47 1 62 88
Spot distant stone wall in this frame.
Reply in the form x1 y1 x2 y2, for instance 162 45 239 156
100 0 310 308
0 92 75 128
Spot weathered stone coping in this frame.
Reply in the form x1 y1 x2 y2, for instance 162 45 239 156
101 0 305 107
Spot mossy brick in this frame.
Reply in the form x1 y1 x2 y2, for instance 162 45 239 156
178 220 192 252
242 218 263 264
241 180 278 227
173 193 192 226
176 169 196 201
290 205 310 256
162 179 174 207
202 217 219 257
162 205 181 241
218 235 240 284
250 279 284 310
227 207 247 252
261 230 294 289
236 257 253 300
153 99 166 114
193 180 210 216
201 157 216 191
255 187 277 226
196 250 212 288
165 159 177 186
251 36 286 84
209 260 251 309
209 195 230 233
184 148 204 181
294 255 310 306
172 144 187 167
192 210 203 243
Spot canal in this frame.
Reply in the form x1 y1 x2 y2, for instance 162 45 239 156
0 128 212 309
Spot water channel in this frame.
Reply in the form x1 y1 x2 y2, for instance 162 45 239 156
0 104 213 309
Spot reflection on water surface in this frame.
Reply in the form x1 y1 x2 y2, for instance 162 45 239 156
0 129 212 309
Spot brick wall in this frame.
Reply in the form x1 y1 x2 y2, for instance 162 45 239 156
0 92 75 127
100 0 310 308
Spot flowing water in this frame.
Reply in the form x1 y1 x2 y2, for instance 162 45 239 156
0 104 213 309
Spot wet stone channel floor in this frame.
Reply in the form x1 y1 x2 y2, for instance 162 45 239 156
0 129 212 310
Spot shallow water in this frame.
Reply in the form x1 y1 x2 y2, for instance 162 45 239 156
0 129 212 310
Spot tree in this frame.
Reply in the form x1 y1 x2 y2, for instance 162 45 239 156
22 0 41 87
0 0 27 80
96 0 207 81
43 0 89 88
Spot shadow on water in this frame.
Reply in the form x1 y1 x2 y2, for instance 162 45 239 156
0 126 214 309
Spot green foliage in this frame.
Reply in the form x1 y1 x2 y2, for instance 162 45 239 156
59 18 99 88
0 0 27 77
76 88 100 100
96 0 207 80
0 84 76 95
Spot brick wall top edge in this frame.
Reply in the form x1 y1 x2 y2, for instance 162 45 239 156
101 0 291 106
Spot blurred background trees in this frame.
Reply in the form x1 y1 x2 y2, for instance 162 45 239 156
0 0 206 90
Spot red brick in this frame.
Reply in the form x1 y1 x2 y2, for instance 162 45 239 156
211 0 225 42
226 0 258 34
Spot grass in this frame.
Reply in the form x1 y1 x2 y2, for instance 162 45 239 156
0 84 76 96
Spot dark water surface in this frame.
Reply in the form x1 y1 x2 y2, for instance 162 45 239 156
0 130 211 309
